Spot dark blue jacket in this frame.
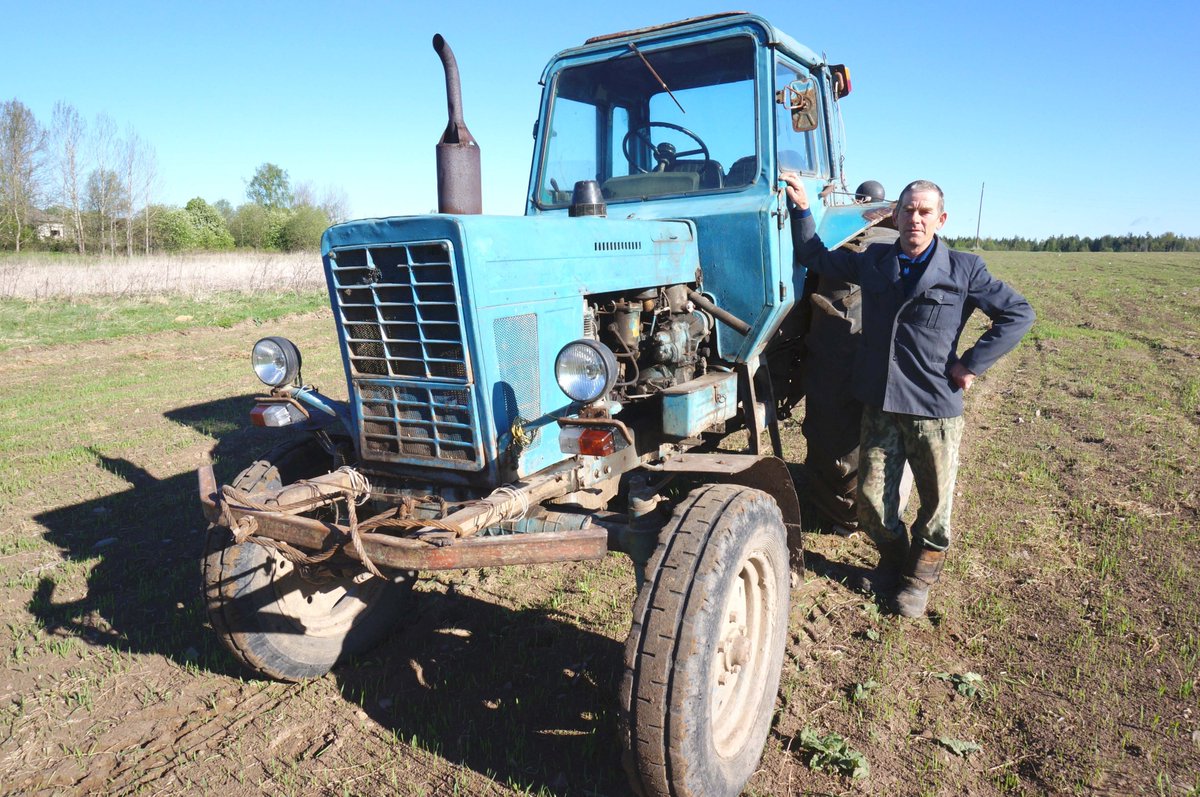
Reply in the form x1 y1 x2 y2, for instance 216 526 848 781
792 209 1035 418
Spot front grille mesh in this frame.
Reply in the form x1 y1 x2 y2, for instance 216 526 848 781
331 243 469 381
493 314 541 427
328 241 481 469
359 383 476 462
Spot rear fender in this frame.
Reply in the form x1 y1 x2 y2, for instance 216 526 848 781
817 200 895 250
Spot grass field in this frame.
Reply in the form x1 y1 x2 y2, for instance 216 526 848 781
0 251 1196 795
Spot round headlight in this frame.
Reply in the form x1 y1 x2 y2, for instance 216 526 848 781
555 339 618 403
252 336 303 387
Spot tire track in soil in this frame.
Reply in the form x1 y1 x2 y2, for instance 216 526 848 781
91 683 304 795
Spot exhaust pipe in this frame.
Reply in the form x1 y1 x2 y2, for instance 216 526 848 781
433 34 482 214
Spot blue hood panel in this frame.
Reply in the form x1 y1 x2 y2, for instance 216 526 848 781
322 214 699 482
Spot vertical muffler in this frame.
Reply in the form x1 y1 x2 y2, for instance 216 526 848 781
433 34 482 214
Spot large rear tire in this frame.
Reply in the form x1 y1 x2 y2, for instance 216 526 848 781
621 484 791 797
202 437 413 681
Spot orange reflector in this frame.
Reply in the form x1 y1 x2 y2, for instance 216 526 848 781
832 64 852 98
250 404 294 427
577 428 616 457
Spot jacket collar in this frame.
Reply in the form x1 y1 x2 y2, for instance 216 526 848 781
905 235 950 299
876 236 949 300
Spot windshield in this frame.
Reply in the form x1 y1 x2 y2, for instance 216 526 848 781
536 35 757 207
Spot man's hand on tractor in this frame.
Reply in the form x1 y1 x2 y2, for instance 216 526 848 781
779 171 808 210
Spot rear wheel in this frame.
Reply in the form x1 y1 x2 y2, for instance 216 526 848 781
202 437 413 681
621 484 791 797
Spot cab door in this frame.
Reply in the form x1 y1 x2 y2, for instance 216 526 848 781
773 57 832 198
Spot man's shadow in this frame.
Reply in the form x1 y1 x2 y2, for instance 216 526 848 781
30 395 633 793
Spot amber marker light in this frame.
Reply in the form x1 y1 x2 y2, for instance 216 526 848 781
558 425 618 456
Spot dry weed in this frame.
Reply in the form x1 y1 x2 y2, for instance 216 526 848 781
0 252 325 300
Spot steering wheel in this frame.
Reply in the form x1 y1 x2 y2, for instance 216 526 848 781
621 122 711 174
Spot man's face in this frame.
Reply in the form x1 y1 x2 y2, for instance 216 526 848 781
894 189 947 257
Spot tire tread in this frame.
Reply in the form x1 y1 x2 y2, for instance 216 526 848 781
621 483 753 797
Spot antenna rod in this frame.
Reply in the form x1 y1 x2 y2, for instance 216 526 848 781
975 182 985 250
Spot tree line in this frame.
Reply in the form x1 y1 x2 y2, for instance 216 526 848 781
943 232 1200 253
0 98 348 255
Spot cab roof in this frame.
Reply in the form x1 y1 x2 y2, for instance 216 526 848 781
584 12 749 44
539 12 822 84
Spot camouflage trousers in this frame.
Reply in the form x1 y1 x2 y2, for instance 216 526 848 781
857 405 964 552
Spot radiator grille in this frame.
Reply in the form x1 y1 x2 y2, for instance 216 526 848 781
358 383 477 463
330 242 469 382
328 241 481 469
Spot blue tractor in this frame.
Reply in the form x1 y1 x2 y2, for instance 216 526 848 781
199 13 893 796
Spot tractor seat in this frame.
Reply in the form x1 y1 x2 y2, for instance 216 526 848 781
667 159 724 190
724 156 757 187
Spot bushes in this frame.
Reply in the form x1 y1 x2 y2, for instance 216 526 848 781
153 208 197 251
150 199 235 252
184 198 235 250
278 205 330 252
148 200 330 253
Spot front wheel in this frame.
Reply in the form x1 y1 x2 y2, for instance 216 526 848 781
202 437 413 681
621 484 791 797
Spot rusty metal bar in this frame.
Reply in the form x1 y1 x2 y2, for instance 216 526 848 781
198 466 607 570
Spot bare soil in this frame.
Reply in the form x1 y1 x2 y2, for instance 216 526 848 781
1 252 1197 796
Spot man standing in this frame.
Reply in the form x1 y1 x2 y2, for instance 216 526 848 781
781 174 1035 617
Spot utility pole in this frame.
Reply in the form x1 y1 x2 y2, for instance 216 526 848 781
974 182 985 250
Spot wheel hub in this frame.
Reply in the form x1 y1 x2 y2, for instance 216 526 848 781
269 550 383 637
710 549 778 757
728 634 751 668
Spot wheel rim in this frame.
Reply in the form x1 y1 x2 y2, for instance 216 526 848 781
267 550 385 638
710 547 779 757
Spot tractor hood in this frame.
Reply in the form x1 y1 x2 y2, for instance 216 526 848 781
320 213 699 484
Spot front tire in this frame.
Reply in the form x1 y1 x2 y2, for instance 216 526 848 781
621 484 791 797
202 437 412 681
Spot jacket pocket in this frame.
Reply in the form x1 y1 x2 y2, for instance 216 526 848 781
902 287 961 329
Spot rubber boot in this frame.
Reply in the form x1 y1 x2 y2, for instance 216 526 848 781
893 546 946 618
855 532 908 596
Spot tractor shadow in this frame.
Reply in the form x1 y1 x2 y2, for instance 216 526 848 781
30 394 632 793
338 584 628 796
29 395 283 676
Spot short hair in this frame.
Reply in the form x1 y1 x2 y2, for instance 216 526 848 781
899 180 944 214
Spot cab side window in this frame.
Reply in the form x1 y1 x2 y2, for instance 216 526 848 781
775 62 830 177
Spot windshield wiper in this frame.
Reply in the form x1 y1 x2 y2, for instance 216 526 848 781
628 43 685 114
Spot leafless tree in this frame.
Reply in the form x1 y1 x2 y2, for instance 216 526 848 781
319 184 351 224
0 99 47 252
283 179 349 223
292 180 317 208
120 128 147 256
137 144 159 254
51 101 88 254
86 168 123 255
89 114 120 254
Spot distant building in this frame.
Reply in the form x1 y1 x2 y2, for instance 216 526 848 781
31 210 67 242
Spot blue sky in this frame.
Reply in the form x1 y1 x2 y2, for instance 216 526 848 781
5 1 1198 239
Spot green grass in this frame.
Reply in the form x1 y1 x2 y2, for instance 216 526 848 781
0 290 328 351
1 251 1198 796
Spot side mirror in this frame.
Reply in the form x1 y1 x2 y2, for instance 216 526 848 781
775 77 819 133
